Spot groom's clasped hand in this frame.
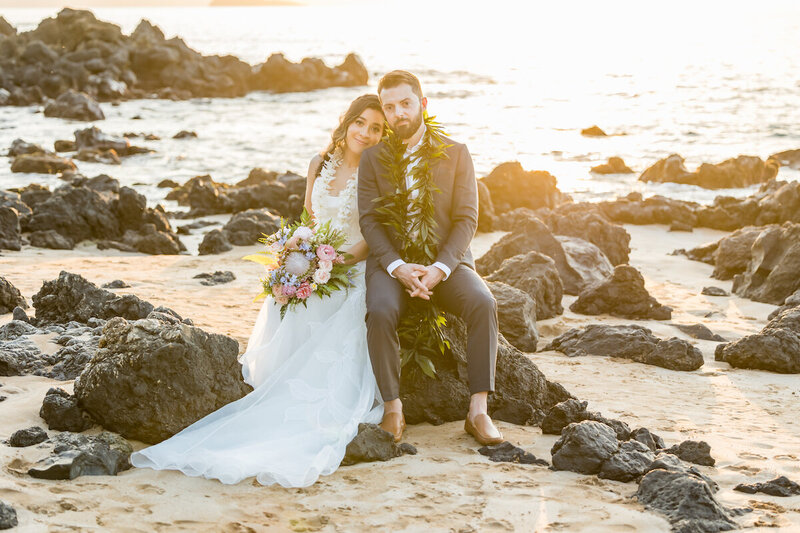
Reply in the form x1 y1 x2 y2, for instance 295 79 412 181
394 263 445 300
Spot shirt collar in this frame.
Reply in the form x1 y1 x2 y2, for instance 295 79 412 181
405 125 427 154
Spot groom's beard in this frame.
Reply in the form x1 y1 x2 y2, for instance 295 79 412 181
392 109 423 141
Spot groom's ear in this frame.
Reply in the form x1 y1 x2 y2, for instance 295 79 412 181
421 96 428 112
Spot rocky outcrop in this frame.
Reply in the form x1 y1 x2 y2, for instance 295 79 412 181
32 271 154 325
341 423 417 466
0 500 18 530
598 192 700 227
590 157 633 174
581 126 607 137
598 440 656 482
711 225 771 280
486 281 538 352
0 9 369 107
250 52 368 93
72 126 150 157
477 213 584 295
194 271 235 286
478 442 548 465
73 313 252 444
636 469 738 532
198 208 281 255
715 305 800 373
8 426 48 447
481 162 569 215
556 236 613 289
768 289 800 320
550 421 621 475
735 476 800 497
771 149 800 170
545 324 704 371
39 387 94 432
29 229 74 250
484 252 564 320
476 179 496 232
541 207 630 265
732 223 800 305
672 323 726 342
400 314 571 427
0 322 45 376
167 173 304 219
640 153 779 189
570 265 672 320
10 152 77 174
0 277 27 314
540 399 635 441
43 89 105 121
664 440 715 466
198 228 232 255
599 179 800 233
28 432 132 480
0 206 22 251
22 179 184 253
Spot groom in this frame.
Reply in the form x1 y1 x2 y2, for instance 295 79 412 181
358 70 503 446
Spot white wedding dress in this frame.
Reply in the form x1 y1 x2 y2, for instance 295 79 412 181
130 154 384 487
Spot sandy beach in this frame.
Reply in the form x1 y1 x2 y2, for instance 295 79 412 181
1 224 798 532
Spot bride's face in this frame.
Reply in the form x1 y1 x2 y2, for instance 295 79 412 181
344 108 384 156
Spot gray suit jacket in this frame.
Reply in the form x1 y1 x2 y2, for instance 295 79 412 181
357 135 478 278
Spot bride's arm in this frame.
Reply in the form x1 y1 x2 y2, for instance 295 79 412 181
303 154 323 218
343 239 369 265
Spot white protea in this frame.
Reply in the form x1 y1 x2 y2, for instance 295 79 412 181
293 226 313 241
284 251 311 276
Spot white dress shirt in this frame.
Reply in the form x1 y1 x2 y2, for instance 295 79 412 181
386 128 452 281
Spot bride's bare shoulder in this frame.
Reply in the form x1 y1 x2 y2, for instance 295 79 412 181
307 153 324 180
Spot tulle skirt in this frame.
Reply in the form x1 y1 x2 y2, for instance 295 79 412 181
130 262 383 487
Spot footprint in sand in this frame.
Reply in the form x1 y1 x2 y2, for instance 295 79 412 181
480 518 515 531
738 452 767 460
221 522 258 533
136 483 166 495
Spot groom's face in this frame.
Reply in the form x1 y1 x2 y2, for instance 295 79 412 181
379 83 427 141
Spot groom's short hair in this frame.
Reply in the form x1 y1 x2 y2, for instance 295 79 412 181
378 70 423 100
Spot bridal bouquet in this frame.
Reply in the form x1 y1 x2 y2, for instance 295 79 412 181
244 210 354 318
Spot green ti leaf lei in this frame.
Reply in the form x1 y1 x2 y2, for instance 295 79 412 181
374 113 453 378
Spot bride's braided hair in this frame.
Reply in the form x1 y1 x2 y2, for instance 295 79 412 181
315 94 384 177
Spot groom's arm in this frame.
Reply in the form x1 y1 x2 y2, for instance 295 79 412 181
435 144 478 273
358 147 403 271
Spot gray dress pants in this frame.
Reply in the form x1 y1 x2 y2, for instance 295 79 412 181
364 264 498 401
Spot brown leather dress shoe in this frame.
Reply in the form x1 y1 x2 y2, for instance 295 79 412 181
380 411 406 442
465 413 504 446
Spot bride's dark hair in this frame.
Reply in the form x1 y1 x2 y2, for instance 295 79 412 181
315 94 384 177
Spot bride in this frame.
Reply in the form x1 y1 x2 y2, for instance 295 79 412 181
131 94 387 488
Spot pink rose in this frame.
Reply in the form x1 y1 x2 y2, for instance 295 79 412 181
274 295 289 306
272 284 283 297
318 259 333 272
296 282 313 299
316 244 337 261
313 269 330 284
282 285 297 297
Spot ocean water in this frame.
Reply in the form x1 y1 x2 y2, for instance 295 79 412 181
2 0 800 213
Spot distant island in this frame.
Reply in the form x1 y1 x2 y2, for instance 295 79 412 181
210 0 301 5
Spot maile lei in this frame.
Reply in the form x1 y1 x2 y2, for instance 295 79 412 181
374 113 452 378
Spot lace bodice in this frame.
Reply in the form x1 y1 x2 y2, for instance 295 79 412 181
310 150 364 248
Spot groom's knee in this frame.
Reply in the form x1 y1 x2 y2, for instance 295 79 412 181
465 289 497 322
366 300 402 329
